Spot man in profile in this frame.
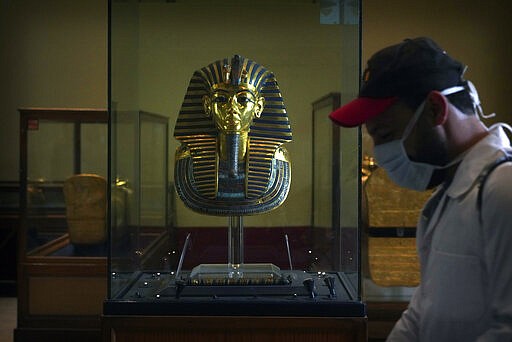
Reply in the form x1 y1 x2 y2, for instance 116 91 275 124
330 37 512 341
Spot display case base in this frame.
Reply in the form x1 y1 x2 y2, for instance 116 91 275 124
105 270 365 317
101 315 367 342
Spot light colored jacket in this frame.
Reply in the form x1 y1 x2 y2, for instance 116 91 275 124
388 125 512 341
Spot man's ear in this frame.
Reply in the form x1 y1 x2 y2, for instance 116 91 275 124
426 90 448 126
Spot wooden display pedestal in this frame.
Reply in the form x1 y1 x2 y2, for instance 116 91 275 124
102 315 367 342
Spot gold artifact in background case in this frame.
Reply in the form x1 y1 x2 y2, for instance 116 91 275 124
63 174 107 245
363 158 432 287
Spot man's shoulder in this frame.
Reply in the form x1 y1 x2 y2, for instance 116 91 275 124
484 158 512 189
478 153 512 210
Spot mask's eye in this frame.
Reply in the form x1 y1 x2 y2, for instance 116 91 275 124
235 92 255 105
237 96 249 104
213 95 228 103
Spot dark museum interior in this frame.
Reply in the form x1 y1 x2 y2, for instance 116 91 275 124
1 1 511 341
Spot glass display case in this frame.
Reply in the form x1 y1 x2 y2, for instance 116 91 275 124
105 0 364 340
104 0 366 324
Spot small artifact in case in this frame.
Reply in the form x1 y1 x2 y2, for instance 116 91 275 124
63 174 107 244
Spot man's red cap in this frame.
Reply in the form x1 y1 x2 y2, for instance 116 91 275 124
329 37 466 127
328 97 398 127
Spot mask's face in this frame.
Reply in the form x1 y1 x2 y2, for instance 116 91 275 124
204 83 264 134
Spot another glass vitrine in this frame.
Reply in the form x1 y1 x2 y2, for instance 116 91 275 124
17 108 109 338
17 108 169 339
19 108 108 258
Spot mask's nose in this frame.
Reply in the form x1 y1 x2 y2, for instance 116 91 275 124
226 98 241 120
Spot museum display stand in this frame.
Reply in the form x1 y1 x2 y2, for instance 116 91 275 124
102 1 366 341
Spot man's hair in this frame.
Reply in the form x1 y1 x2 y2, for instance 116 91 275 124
446 86 476 115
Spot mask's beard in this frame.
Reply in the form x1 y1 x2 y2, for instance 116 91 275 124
226 133 240 178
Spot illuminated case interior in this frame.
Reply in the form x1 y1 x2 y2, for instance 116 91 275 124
105 0 364 318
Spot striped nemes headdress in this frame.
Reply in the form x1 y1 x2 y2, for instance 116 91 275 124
174 55 292 216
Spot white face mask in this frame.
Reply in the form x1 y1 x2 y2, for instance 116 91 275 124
373 86 465 191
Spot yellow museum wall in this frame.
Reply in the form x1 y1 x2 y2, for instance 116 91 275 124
362 0 512 125
0 0 107 181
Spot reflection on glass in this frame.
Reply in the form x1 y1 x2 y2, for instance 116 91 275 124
110 110 169 284
81 124 108 178
313 106 333 230
141 118 166 227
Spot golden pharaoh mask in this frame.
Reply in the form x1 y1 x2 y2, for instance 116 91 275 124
174 55 292 216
